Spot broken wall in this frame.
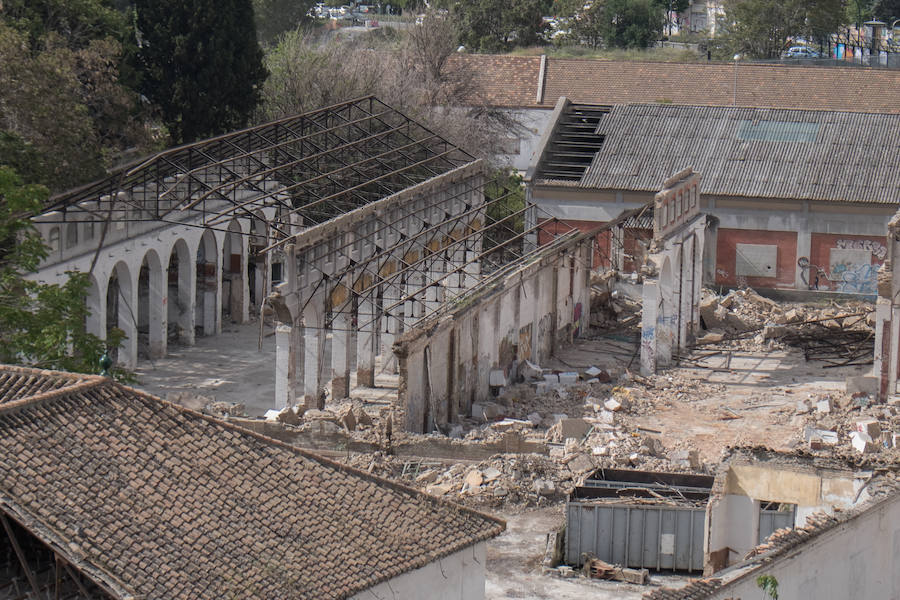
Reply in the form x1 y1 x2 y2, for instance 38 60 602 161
395 236 593 433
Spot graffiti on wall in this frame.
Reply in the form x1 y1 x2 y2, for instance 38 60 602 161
831 262 878 294
835 239 887 260
798 252 880 295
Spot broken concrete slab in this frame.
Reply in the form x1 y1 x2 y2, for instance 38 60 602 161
850 431 875 453
534 479 556 496
415 470 439 484
670 449 699 469
482 467 502 482
338 406 356 431
464 469 484 489
426 483 453 496
855 419 882 440
518 360 542 381
816 398 834 414
566 453 595 474
604 398 622 412
559 418 591 440
558 372 579 385
489 369 507 387
471 401 505 422
527 412 543 427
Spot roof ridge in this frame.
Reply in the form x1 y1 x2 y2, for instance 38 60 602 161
0 366 106 414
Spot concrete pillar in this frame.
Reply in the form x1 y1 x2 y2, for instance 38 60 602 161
147 257 167 359
178 250 196 346
331 312 353 400
380 275 401 374
303 299 326 410
640 279 660 377
357 292 377 387
275 324 293 408
237 225 251 324
86 278 106 341
117 269 139 370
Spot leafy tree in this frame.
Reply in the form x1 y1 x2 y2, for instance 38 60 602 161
574 0 666 49
453 0 546 52
873 0 900 21
134 0 268 143
252 0 313 45
0 167 126 376
720 0 846 58
483 169 525 254
0 0 127 50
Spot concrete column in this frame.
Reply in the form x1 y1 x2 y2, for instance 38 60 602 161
275 324 293 408
640 279 660 377
179 251 196 346
118 270 139 370
148 266 168 359
86 279 106 341
331 312 353 400
381 276 401 374
237 225 250 323
303 299 326 410
214 236 223 335
357 292 377 387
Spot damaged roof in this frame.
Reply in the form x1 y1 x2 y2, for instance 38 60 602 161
0 365 504 600
535 102 900 204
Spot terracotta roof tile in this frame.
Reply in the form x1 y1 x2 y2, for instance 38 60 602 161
0 365 505 600
453 54 900 113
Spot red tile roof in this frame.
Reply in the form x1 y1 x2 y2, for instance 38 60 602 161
0 365 504 600
452 54 900 114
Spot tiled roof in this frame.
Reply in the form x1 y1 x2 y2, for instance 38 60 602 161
0 365 97 405
643 578 722 600
568 103 900 204
450 54 542 108
0 365 504 600
451 54 900 114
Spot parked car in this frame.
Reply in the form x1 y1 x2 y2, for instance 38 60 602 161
782 46 820 59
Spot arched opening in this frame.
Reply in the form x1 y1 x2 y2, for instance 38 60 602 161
195 229 218 336
167 238 194 346
48 227 60 254
106 261 136 368
138 249 166 359
222 219 244 324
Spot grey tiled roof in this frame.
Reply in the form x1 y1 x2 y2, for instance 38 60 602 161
0 365 505 599
567 103 900 204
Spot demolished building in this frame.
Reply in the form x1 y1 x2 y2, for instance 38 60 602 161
0 364 504 599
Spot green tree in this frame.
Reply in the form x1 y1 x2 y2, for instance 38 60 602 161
873 0 900 21
454 0 545 52
0 167 125 376
0 0 127 49
252 0 313 45
574 0 666 49
134 0 268 143
720 0 846 58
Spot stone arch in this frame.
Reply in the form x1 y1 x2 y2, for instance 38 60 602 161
106 261 138 369
65 222 79 250
48 227 60 254
138 249 167 359
195 229 218 336
167 237 195 346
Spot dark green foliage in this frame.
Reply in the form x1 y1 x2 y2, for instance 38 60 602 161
454 0 546 52
574 0 666 49
720 0 847 58
134 0 267 143
1 0 127 49
253 0 313 44
483 170 525 252
0 167 127 378
873 0 900 21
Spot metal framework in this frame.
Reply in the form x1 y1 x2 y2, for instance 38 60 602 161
41 96 475 240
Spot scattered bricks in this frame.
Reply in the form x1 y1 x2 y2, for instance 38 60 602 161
850 431 875 453
559 418 591 440
697 331 725 344
489 369 507 387
558 372 579 385
846 376 879 398
671 449 699 469
816 398 833 414
604 398 622 412
352 403 373 427
762 324 789 339
784 308 801 323
856 419 882 441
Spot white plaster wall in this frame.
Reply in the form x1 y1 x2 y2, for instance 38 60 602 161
350 542 487 600
709 495 900 600
498 109 554 173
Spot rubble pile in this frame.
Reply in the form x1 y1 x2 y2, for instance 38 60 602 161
698 288 874 364
792 391 900 460
590 270 641 331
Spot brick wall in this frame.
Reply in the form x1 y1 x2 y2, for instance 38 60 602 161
808 232 886 294
716 229 797 289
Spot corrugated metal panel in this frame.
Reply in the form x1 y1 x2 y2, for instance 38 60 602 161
566 501 705 572
758 507 796 544
571 104 900 204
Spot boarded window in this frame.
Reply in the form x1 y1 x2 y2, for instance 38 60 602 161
735 243 777 277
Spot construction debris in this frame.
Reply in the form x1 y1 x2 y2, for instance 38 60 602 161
581 555 649 584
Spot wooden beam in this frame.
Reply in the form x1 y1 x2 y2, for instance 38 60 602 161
1 512 42 599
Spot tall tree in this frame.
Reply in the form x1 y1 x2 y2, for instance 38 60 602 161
0 167 125 376
453 0 545 52
720 0 846 58
873 0 900 21
1 0 127 49
252 0 313 45
574 0 667 49
134 0 267 143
